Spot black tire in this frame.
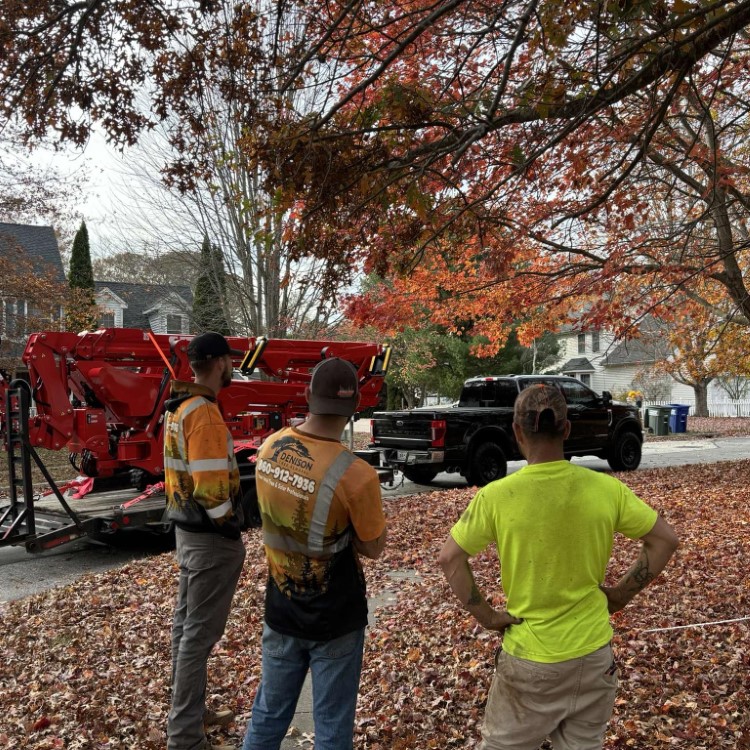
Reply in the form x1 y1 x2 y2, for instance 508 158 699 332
467 442 507 487
607 432 642 472
129 468 161 492
239 481 262 529
236 449 262 529
401 466 440 485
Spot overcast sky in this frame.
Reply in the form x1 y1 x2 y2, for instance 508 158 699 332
28 130 134 257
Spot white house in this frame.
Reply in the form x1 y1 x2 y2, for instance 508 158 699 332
551 321 716 403
95 282 192 334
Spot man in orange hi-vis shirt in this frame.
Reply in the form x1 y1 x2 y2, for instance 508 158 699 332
164 332 247 750
242 358 387 750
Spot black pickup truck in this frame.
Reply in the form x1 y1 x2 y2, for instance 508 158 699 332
370 375 643 486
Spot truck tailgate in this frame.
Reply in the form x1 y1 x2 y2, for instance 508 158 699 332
371 411 442 446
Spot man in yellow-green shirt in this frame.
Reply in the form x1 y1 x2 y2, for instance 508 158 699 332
439 385 679 750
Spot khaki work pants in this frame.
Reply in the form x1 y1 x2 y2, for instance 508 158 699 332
479 643 618 750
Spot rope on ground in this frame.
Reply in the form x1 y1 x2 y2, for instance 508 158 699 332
640 615 750 633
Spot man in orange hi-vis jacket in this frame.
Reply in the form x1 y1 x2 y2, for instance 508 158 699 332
242 357 387 750
164 332 247 750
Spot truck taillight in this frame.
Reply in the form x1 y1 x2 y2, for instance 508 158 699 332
431 419 447 447
370 419 375 442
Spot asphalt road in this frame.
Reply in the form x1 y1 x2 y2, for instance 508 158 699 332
380 434 750 495
2 435 749 604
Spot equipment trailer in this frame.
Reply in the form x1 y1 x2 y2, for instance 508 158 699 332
0 328 391 552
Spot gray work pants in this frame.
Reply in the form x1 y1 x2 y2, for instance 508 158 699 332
168 528 246 750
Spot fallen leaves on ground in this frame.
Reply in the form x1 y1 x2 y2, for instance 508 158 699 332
1 461 749 748
687 416 750 437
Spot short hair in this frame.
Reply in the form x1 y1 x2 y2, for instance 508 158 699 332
190 359 216 377
514 384 567 437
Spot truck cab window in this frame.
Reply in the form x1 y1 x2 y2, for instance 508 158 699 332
460 382 495 407
561 379 597 405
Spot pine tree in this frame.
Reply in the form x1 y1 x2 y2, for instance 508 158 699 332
69 220 94 290
66 220 98 331
300 557 316 593
292 495 308 534
192 235 231 334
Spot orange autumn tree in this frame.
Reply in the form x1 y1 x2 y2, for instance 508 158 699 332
656 293 750 416
5 1 750 322
274 0 750 327
347 32 750 358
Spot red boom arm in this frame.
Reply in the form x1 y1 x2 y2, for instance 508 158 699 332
2 328 390 481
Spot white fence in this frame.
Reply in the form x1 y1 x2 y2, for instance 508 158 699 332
643 399 750 418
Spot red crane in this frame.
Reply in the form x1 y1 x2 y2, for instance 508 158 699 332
0 328 390 551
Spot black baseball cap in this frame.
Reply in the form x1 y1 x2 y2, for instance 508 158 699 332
307 358 360 417
187 332 244 362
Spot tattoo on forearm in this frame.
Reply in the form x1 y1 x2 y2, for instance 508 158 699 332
464 562 484 606
468 583 483 606
627 552 656 591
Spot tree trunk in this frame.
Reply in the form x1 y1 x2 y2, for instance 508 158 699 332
693 381 710 417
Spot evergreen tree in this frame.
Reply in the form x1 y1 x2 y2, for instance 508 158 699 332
192 235 231 334
66 220 98 331
69 220 94 290
292 496 308 534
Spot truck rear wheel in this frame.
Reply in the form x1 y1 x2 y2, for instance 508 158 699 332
607 432 642 472
401 466 440 485
467 442 507 486
239 482 262 529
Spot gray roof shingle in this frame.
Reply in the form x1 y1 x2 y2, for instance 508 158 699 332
560 357 595 372
0 222 65 283
95 281 192 329
604 333 670 366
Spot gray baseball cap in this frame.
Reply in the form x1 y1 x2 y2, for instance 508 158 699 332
307 358 359 417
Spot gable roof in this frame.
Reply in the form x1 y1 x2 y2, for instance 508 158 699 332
560 357 595 372
95 281 192 329
0 222 65 283
605 332 671 366
143 290 192 316
96 286 129 309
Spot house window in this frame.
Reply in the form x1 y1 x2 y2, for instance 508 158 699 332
579 373 591 387
3 299 25 337
591 332 600 353
166 314 183 334
100 311 115 328
577 333 586 354
3 300 13 336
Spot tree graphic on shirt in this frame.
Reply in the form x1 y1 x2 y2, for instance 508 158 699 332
300 557 316 593
292 495 308 534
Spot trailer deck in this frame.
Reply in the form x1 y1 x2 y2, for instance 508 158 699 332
1 483 170 553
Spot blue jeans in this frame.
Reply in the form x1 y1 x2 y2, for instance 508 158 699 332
168 529 246 750
242 623 365 750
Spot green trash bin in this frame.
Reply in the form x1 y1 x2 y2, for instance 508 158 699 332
651 406 671 436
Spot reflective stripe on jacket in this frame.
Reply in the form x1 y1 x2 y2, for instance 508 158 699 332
164 380 241 537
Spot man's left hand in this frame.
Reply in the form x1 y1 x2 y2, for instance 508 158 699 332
484 610 523 633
